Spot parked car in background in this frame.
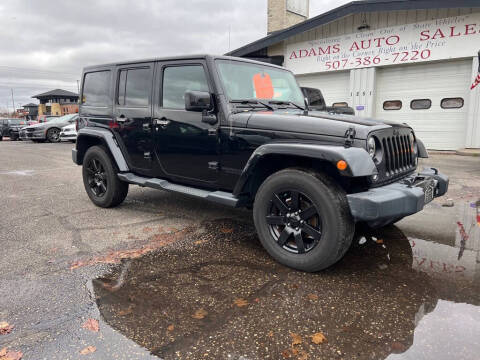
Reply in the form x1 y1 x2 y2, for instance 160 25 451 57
0 118 28 141
20 116 57 140
301 87 355 115
59 123 77 142
21 114 78 142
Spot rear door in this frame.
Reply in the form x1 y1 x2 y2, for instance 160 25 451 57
112 63 154 174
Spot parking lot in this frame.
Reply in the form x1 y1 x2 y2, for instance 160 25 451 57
0 140 479 359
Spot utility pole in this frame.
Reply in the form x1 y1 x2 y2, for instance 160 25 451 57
76 80 80 94
11 89 15 117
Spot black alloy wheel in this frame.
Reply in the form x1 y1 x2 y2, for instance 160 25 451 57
253 168 354 272
266 190 322 254
85 158 108 197
47 128 60 142
82 145 129 208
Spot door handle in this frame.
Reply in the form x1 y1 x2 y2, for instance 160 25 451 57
153 118 170 126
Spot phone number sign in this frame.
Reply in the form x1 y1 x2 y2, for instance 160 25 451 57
285 13 480 74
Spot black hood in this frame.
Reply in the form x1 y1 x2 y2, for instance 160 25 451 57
242 109 411 139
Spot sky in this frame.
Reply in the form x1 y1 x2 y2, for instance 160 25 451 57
0 0 350 111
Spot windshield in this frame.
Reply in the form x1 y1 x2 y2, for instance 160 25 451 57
216 60 305 107
49 114 77 123
8 119 24 125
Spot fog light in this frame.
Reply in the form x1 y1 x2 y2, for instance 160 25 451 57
372 174 378 182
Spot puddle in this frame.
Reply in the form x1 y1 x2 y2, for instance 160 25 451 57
93 201 480 360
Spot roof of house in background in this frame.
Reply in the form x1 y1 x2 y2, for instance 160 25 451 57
22 103 38 107
32 89 79 99
227 0 480 57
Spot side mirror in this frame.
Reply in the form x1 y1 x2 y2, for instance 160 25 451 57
185 90 212 112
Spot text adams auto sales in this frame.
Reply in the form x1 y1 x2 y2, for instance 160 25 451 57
285 14 480 74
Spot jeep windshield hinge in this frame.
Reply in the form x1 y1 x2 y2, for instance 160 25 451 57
344 127 356 147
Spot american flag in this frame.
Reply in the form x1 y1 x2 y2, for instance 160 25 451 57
471 51 480 90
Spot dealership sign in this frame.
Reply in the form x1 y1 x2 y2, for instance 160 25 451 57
285 14 480 74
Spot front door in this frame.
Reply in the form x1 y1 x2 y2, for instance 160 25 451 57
112 63 154 175
153 62 219 184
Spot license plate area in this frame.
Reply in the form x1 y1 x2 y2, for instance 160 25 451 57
413 176 437 204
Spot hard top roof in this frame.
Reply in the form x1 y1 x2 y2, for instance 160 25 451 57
82 54 287 72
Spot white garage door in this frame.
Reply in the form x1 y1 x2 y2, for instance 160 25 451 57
296 71 350 108
375 60 471 150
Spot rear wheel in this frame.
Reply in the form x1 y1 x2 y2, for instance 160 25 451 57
82 146 129 208
46 127 61 142
253 168 354 272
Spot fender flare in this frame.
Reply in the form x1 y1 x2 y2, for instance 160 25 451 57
417 139 429 158
233 143 377 196
74 127 129 171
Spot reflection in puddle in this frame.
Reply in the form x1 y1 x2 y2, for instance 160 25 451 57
93 201 480 360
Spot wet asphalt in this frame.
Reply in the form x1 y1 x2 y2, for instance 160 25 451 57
0 140 479 360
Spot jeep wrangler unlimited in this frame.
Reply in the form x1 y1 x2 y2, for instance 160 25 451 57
72 55 448 272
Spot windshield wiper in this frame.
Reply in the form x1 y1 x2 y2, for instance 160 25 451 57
268 100 305 111
230 99 275 111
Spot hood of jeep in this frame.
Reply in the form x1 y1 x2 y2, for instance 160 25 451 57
243 110 411 139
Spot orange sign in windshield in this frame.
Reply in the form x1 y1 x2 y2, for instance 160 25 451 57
253 73 274 99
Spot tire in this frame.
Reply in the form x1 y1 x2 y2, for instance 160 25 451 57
0 136 3 141
46 127 61 142
82 145 129 208
253 168 354 272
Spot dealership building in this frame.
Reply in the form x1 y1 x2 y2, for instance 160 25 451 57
229 0 480 150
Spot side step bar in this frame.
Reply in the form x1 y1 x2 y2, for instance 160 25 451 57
118 172 240 207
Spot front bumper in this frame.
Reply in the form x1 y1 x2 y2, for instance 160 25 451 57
347 168 448 225
72 149 78 164
22 130 46 139
60 133 77 140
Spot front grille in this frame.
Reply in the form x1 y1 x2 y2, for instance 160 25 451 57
373 128 417 185
26 128 35 132
382 134 415 176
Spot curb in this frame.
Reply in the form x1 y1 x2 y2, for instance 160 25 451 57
455 148 480 157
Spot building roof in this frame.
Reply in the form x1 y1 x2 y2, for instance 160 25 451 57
227 0 480 57
22 103 38 107
32 89 79 99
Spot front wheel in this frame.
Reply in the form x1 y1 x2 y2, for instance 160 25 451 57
82 146 129 208
46 127 61 142
253 168 354 272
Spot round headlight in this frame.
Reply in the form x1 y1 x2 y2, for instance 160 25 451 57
367 137 376 158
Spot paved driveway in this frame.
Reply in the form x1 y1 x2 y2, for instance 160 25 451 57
0 141 479 359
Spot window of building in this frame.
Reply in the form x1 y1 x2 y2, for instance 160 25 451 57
82 70 111 106
441 98 464 109
117 67 151 107
383 100 402 110
410 99 431 110
162 65 209 109
332 102 348 108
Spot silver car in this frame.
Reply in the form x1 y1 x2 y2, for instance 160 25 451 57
59 123 78 142
21 114 78 143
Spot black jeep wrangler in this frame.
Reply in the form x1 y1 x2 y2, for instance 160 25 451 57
72 55 448 272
